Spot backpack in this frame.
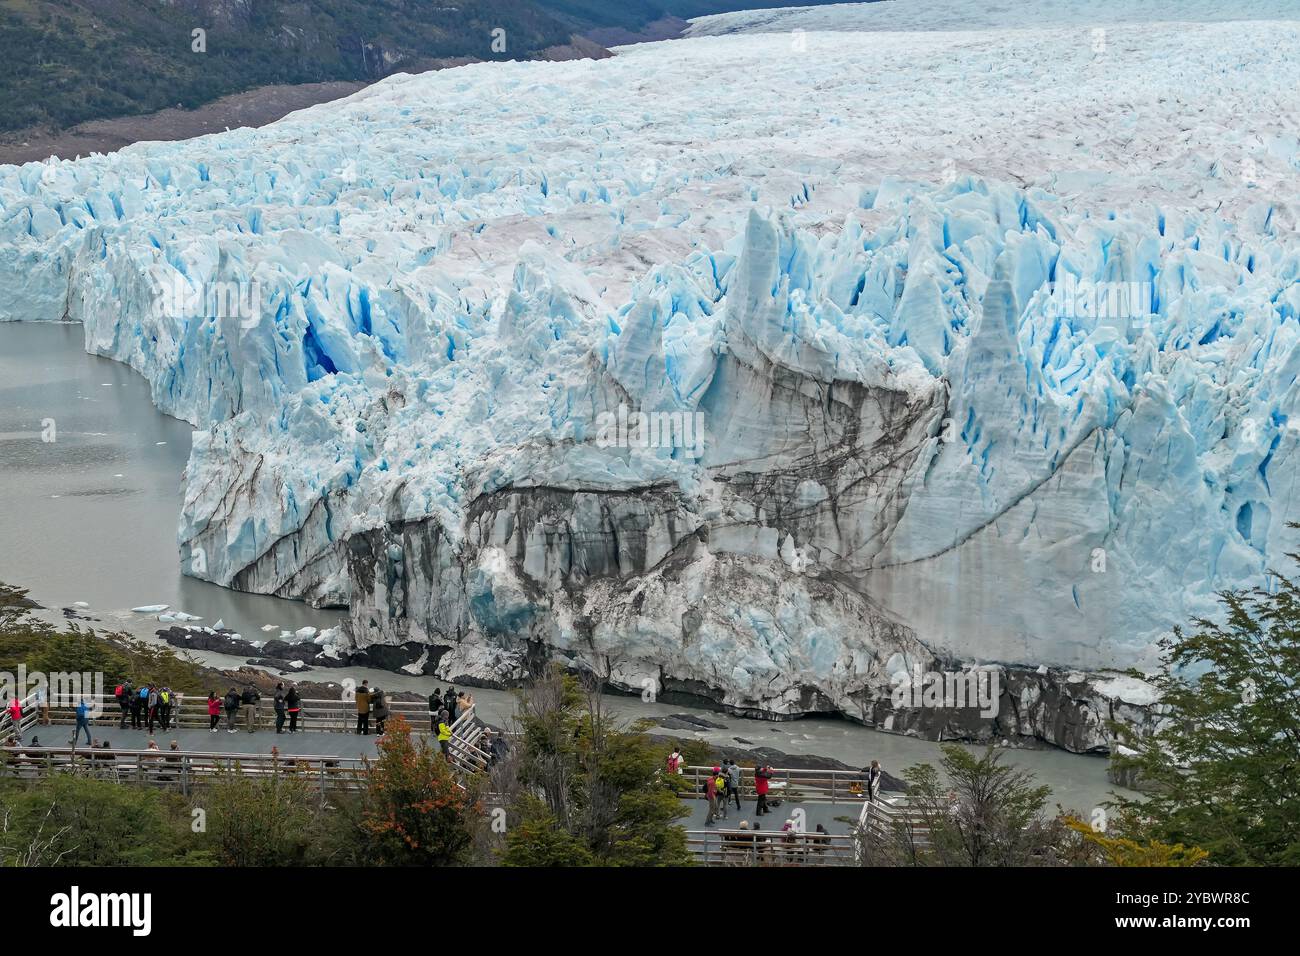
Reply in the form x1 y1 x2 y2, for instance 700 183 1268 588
114 684 124 698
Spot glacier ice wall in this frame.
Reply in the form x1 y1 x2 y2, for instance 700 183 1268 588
3 0 1300 746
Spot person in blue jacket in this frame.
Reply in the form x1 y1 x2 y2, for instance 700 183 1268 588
71 697 92 746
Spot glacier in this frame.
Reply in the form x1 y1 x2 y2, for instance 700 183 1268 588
4 0 1300 751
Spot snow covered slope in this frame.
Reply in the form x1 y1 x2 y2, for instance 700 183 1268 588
688 0 1300 35
3 0 1300 748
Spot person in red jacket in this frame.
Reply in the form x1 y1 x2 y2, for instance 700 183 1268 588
754 763 774 816
206 691 222 732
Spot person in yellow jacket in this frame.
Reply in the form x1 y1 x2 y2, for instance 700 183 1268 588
355 680 371 735
436 708 452 758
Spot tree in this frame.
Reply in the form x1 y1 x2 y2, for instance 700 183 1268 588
1109 552 1300 865
0 776 203 866
1061 815 1208 867
359 715 481 865
870 745 1060 867
496 665 691 866
204 763 323 866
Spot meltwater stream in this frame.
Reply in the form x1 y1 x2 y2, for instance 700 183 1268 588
0 321 1125 812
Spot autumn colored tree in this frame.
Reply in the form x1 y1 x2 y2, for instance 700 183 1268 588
359 715 481 865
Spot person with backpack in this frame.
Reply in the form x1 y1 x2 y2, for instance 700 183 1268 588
223 687 240 733
428 687 442 732
354 680 371 735
725 759 742 810
207 691 222 732
865 759 883 803
754 763 774 816
273 683 287 734
241 684 261 733
71 697 92 746
705 765 723 825
132 684 147 730
371 688 389 737
146 684 160 734
158 687 172 732
116 681 133 729
443 686 457 722
666 746 683 775
285 684 301 732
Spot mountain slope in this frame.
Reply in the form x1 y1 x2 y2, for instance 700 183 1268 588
0 0 850 134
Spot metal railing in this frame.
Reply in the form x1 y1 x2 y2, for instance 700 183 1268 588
0 745 368 799
688 827 857 866
678 764 876 805
1 689 492 778
3 692 450 735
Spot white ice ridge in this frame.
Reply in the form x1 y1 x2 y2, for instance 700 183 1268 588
687 0 1300 35
3 0 1300 696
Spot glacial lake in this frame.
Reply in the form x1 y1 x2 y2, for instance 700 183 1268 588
0 320 1126 812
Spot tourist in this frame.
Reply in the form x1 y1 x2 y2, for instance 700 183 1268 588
223 686 241 733
285 684 301 732
456 690 474 715
865 759 882 803
158 686 173 732
355 679 371 735
704 765 722 825
725 758 742 809
715 766 730 821
273 683 286 734
161 740 181 782
34 685 49 725
146 684 160 734
207 691 222 732
428 687 442 732
242 683 261 733
372 687 389 737
809 824 831 858
116 680 133 728
132 684 147 729
436 708 452 758
71 697 92 746
754 762 773 816
666 746 683 774
6 694 21 729
484 729 510 768
443 686 457 722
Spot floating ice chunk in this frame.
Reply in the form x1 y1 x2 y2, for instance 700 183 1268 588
133 605 169 614
294 626 318 641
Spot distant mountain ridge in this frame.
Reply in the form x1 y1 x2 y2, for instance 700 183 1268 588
0 0 848 134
